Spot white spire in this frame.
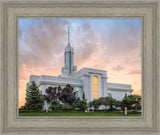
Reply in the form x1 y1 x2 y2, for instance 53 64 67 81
68 26 70 46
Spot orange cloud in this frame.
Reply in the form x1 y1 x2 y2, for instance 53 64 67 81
126 69 141 75
133 90 141 96
112 65 125 72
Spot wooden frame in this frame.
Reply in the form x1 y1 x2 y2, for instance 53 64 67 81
0 0 159 135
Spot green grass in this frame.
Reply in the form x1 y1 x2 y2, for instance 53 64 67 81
19 111 141 117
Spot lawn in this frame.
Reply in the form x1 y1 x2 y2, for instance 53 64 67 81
19 111 141 117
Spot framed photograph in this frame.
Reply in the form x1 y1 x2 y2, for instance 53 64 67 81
0 0 159 135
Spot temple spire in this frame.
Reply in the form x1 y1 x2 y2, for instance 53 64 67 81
61 27 77 77
68 26 70 46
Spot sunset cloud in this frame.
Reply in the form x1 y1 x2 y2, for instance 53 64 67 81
133 89 142 96
112 65 125 72
126 69 141 75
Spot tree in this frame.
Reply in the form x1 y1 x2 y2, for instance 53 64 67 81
43 86 62 105
24 81 44 111
98 97 106 105
75 99 88 112
43 84 79 109
121 95 141 111
101 97 109 111
121 97 131 110
130 95 141 111
124 93 127 98
89 99 101 110
60 84 79 109
88 97 117 111
103 97 116 111
98 97 106 111
115 100 121 110
115 100 121 108
83 92 85 100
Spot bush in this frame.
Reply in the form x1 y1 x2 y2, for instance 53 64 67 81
49 104 60 111
19 110 45 113
121 95 141 111
60 104 72 111
127 111 141 114
75 99 88 112
49 104 72 112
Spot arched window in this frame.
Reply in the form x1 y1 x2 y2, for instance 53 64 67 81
92 76 99 99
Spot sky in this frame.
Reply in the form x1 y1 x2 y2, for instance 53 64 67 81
19 18 142 108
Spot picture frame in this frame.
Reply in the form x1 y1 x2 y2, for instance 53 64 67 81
0 0 159 135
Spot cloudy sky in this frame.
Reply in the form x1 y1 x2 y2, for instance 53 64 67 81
19 18 142 107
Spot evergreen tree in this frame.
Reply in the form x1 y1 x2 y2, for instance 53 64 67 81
83 92 85 100
124 93 127 98
24 81 44 111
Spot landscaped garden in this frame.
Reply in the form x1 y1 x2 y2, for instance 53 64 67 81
19 82 141 116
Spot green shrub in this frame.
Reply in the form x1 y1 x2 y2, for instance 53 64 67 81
49 104 72 112
127 111 141 114
60 104 72 111
19 110 45 113
49 104 60 111
75 99 88 112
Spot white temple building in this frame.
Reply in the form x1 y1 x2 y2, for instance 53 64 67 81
26 28 133 108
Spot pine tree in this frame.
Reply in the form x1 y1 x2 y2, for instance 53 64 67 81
24 81 44 111
83 92 85 100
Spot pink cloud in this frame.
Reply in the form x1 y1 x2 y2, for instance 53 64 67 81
112 65 125 72
126 69 141 75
